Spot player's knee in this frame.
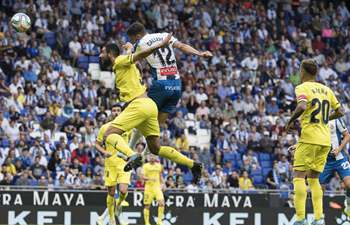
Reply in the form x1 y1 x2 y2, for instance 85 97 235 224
107 187 115 196
119 185 128 195
158 201 165 207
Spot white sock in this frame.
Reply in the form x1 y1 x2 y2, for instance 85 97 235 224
129 129 143 149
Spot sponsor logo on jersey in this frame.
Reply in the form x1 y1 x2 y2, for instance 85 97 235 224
160 66 177 76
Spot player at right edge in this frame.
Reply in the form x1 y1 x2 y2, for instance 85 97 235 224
285 59 344 225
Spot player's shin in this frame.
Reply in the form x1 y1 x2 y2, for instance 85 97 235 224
307 178 323 220
129 129 143 149
106 194 115 221
158 205 164 225
106 133 135 157
293 177 307 221
144 207 150 225
158 146 194 168
116 191 128 206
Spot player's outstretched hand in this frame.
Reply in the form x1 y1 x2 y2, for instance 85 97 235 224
160 33 173 48
200 51 213 58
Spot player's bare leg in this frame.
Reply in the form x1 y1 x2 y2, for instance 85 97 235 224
157 199 165 225
143 204 151 225
343 176 350 216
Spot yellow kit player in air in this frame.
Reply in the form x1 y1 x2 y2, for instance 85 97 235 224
142 154 165 225
96 104 131 225
99 33 202 183
285 59 344 225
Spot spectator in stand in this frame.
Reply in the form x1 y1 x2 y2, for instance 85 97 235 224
210 165 226 189
71 143 89 165
227 171 240 189
239 170 254 191
29 156 47 180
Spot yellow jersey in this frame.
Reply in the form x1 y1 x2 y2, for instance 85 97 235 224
96 122 131 167
112 54 146 102
239 177 253 190
143 162 162 188
295 81 340 146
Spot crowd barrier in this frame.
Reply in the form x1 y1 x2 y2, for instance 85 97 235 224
0 187 347 225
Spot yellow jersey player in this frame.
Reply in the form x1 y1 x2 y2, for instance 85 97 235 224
285 59 344 225
142 154 165 225
96 104 131 225
99 33 202 183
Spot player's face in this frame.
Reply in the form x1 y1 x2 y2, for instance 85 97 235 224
111 106 122 118
99 47 110 63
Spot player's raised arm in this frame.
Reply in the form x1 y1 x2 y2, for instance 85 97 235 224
173 41 213 57
131 33 173 63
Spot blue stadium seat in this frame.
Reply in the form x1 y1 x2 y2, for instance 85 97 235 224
45 32 56 48
183 172 193 184
223 152 235 162
55 115 68 125
259 153 271 161
250 167 262 176
261 161 272 168
89 56 100 63
2 138 10 148
77 56 89 70
262 168 272 177
253 175 264 185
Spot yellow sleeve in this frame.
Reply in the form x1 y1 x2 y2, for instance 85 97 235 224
113 54 133 68
295 84 308 103
329 89 340 110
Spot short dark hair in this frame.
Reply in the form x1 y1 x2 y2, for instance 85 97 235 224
127 22 146 36
105 43 120 57
301 59 318 76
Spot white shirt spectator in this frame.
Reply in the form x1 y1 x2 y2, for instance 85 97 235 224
4 122 20 141
186 183 199 193
34 17 48 30
319 66 338 82
69 40 82 56
241 56 258 70
195 92 208 103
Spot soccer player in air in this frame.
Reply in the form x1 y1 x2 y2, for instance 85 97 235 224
126 22 212 149
99 33 202 183
285 59 344 225
96 104 131 225
141 154 165 225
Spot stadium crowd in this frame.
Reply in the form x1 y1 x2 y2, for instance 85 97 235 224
0 0 350 193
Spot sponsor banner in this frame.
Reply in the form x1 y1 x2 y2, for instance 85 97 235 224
0 190 347 225
160 66 177 76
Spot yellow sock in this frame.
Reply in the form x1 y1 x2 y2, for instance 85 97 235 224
106 194 115 220
144 208 150 225
106 133 135 157
158 146 194 168
293 177 307 221
308 178 323 220
116 191 128 206
158 206 164 224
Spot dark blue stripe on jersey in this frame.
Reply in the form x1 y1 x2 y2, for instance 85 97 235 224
339 118 347 130
336 121 342 146
150 66 158 80
132 40 140 53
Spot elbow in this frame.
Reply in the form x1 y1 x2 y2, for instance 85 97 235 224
299 104 307 112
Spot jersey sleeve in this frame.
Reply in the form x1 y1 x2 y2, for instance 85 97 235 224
295 85 308 103
336 118 348 133
329 89 341 110
113 54 134 68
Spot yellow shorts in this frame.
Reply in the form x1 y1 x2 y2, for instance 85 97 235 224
143 186 164 205
293 142 331 172
104 165 131 187
110 98 160 138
